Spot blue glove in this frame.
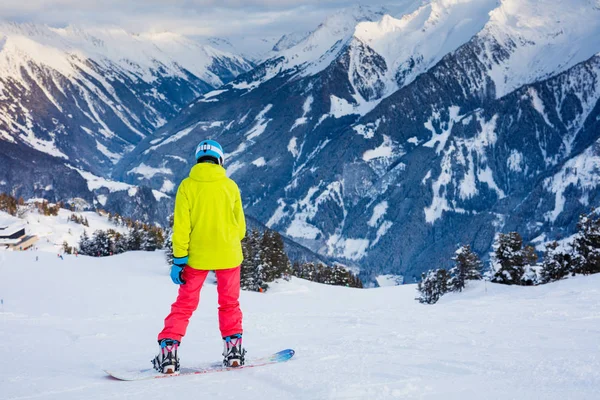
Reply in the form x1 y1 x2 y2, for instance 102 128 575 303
170 256 188 285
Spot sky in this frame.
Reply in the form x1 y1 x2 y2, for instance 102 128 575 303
0 0 407 40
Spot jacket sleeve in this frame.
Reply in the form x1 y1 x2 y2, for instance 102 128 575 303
234 184 246 241
172 181 192 258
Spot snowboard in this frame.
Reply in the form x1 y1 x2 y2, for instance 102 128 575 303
105 349 295 381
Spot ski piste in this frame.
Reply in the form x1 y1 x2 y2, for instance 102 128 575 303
105 349 295 381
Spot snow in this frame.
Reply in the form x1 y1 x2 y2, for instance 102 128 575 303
226 161 245 177
70 167 133 193
528 87 554 128
266 199 288 228
372 220 393 247
68 166 171 203
95 140 122 164
376 274 404 287
507 149 524 173
0 23 250 88
252 157 266 167
1 250 600 399
424 144 456 224
363 135 395 162
477 166 506 199
352 0 499 94
353 119 381 139
160 180 176 193
147 123 201 153
481 0 600 98
544 142 600 222
0 208 128 252
200 89 228 101
407 136 419 145
329 95 356 118
127 163 173 179
276 5 387 77
96 194 107 206
423 106 461 154
368 201 388 228
326 234 370 261
246 105 273 140
287 137 299 158
290 96 313 131
152 190 170 202
285 183 344 241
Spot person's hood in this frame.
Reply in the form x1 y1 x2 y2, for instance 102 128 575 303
189 163 227 182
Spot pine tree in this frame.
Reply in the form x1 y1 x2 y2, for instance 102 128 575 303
92 230 113 257
164 214 174 265
260 230 292 284
126 228 143 251
78 231 91 255
113 232 129 255
241 229 266 292
540 242 572 283
417 269 450 304
572 211 600 275
520 245 539 286
491 232 538 285
449 245 483 292
141 229 158 251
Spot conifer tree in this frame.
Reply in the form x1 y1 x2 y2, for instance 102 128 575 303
417 269 450 304
78 231 91 255
492 232 538 285
127 228 143 251
92 230 113 257
572 211 600 275
260 230 292 284
241 229 266 292
113 232 129 255
449 245 483 292
540 241 573 283
164 214 174 265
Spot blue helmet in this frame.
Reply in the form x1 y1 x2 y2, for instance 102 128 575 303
195 139 225 166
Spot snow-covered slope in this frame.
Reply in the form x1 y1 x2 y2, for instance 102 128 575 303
0 208 128 253
1 251 599 399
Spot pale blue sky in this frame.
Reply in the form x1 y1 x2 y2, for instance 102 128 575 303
0 1 410 39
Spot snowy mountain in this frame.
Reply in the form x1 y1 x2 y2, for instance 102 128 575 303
205 35 280 64
2 250 600 398
115 0 600 280
0 22 252 207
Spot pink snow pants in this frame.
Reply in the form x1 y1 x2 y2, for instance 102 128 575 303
158 266 243 342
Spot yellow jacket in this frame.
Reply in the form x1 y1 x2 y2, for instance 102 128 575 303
172 163 246 270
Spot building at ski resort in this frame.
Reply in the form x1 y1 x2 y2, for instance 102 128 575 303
0 220 38 251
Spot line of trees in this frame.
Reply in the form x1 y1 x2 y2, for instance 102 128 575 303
292 262 363 288
0 193 22 216
240 228 363 292
417 245 482 304
241 228 292 292
0 193 61 217
77 226 165 257
69 213 89 226
417 210 600 304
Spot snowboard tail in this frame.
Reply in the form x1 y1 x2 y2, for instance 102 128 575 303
105 349 295 381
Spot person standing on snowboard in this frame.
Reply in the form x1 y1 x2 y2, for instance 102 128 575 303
152 140 246 374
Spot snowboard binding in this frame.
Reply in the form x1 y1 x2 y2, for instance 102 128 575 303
152 339 180 374
223 334 246 368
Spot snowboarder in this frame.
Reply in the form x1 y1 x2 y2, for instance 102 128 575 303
152 140 247 375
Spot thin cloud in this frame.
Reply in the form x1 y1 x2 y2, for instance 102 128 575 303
0 1 402 38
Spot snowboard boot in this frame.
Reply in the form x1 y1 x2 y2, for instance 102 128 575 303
152 339 180 374
222 334 246 368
